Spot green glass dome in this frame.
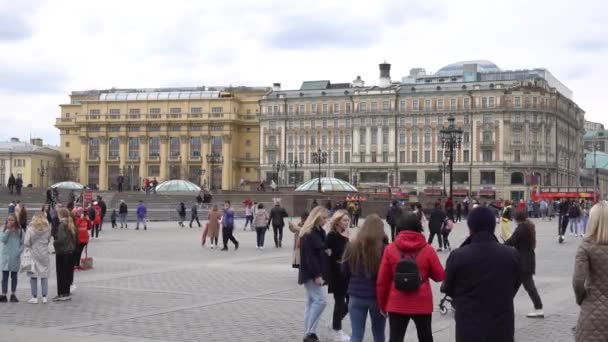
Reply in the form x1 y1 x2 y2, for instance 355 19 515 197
295 177 358 192
155 180 201 193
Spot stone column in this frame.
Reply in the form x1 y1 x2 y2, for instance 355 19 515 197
388 126 396 162
99 136 108 190
201 136 209 186
119 136 127 174
180 135 189 179
160 135 168 181
353 127 360 163
79 137 87 185
365 127 371 162
221 135 232 190
139 136 147 185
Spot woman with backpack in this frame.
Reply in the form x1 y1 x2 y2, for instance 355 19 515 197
177 203 186 228
342 214 387 342
298 206 330 342
377 213 445 342
325 210 351 342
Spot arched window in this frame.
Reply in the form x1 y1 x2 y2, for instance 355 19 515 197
511 172 524 185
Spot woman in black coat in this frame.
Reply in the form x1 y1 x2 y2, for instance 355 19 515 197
505 210 544 318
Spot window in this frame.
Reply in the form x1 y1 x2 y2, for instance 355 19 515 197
382 101 390 112
412 132 418 145
88 138 99 159
149 125 160 132
322 104 328 113
169 137 180 158
333 134 339 145
128 126 140 132
299 135 305 146
371 152 377 163
169 125 181 132
89 109 100 115
360 128 366 144
514 150 521 162
382 128 389 144
359 102 367 112
489 96 495 108
483 131 492 142
437 150 443 163
310 135 316 146
129 108 140 115
425 171 441 185
311 104 317 113
344 152 350 163
450 98 457 110
149 108 161 115
399 131 406 145
524 97 530 108
464 113 470 125
481 97 488 108
424 99 431 111
424 151 430 162
463 150 470 162
382 151 388 162
333 103 340 113
463 132 470 143
109 137 119 159
273 105 279 113
299 152 305 163
345 103 351 113
400 101 406 112
482 150 493 162
371 102 378 112
513 131 521 144
333 152 339 163
480 171 495 184
322 135 328 146
483 113 493 123
437 99 444 110
287 105 294 114
148 137 160 158
424 129 431 145
65 141 70 147
413 116 418 125
532 97 537 108
109 108 120 115
399 151 405 163
245 152 252 159
88 126 100 133
128 137 139 159
190 137 201 157
412 151 418 163
425 115 431 125
146 165 159 176
437 114 443 126
463 98 470 109
371 128 377 144
299 104 305 113
322 119 327 128
209 124 223 131
170 107 181 114
191 107 202 113
190 125 201 131
345 134 351 145
412 99 419 111
514 97 521 108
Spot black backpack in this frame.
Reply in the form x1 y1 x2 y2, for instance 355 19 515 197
394 247 423 292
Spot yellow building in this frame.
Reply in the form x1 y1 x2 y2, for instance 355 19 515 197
55 87 266 191
0 138 62 188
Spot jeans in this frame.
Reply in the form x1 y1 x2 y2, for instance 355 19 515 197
569 217 579 234
389 313 433 342
428 231 443 249
56 253 72 296
441 230 451 249
91 224 100 238
1 271 17 294
255 227 267 247
190 215 201 227
244 215 253 228
74 242 87 267
349 295 386 342
521 274 543 310
303 280 327 336
136 217 147 229
119 213 127 227
30 277 48 298
390 224 396 242
272 224 284 247
332 291 348 330
222 225 238 248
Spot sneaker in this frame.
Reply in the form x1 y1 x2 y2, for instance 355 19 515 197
260 246 264 250
331 329 350 342
210 244 215 249
27 297 39 304
235 241 239 250
70 284 76 293
256 246 260 250
220 247 228 251
42 297 48 304
58 295 72 302
303 333 320 342
437 248 443 252
526 309 545 318
9 294 18 303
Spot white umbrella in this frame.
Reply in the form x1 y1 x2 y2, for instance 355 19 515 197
50 181 85 190
155 179 201 193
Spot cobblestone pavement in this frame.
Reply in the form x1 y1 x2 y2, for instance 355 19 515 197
0 217 579 341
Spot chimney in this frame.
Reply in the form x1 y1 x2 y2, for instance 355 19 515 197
272 83 281 91
10 137 19 142
30 138 43 146
379 61 391 88
352 76 365 88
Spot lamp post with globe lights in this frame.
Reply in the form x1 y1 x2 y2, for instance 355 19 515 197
440 115 463 199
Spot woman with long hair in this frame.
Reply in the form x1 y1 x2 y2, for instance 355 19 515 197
298 206 330 342
177 202 186 228
324 209 351 341
0 214 23 302
505 210 543 318
24 213 52 304
207 205 221 249
342 214 387 342
54 208 77 301
573 201 608 341
16 203 28 231
253 203 269 249
288 211 309 268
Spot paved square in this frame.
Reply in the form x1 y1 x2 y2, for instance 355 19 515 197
0 217 580 341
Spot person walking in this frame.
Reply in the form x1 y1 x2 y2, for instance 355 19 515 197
90 201 101 238
569 201 581 237
24 213 52 304
53 208 77 301
505 210 544 318
428 202 446 251
15 203 28 231
7 174 15 195
177 202 186 228
97 196 107 230
455 201 462 223
288 212 309 268
500 200 514 241
253 203 269 249
0 214 23 303
119 200 128 228
220 201 239 251
573 200 608 342
376 213 445 342
441 217 455 251
73 209 90 271
298 206 330 342
443 207 521 342
15 176 23 196
342 214 387 342
325 210 351 342
386 200 402 242
136 200 147 230
190 203 201 228
269 202 288 248
117 175 124 193
539 199 548 220
244 202 254 231
207 205 221 249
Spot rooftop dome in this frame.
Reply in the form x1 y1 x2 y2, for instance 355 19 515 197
155 180 201 193
295 177 358 192
435 60 501 77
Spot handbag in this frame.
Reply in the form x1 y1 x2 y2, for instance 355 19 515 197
20 248 33 273
81 245 94 270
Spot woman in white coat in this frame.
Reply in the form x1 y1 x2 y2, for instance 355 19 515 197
24 213 52 304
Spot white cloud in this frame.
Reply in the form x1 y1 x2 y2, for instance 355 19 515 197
0 0 606 145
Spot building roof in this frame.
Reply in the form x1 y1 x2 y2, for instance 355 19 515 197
300 81 331 90
0 140 59 154
585 151 608 169
435 60 501 77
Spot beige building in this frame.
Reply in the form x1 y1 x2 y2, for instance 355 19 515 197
260 61 584 201
0 138 62 188
56 87 266 191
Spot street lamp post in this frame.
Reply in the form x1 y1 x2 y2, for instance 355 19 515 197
439 160 447 198
37 166 47 188
206 152 223 191
275 160 287 186
288 158 303 186
312 148 328 193
440 115 463 199
199 168 206 189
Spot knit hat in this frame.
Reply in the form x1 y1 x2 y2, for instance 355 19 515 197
467 207 496 233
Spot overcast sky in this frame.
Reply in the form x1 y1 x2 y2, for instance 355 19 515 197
1 0 606 146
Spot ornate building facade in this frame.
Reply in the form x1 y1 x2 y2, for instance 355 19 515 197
259 61 584 200
0 138 61 188
56 87 266 191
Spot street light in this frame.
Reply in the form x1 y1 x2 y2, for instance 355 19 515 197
439 160 447 197
289 158 303 186
199 168 206 188
440 115 463 199
311 148 328 193
206 152 223 191
37 166 47 188
275 160 287 186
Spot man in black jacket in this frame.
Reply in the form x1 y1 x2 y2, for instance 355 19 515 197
97 196 107 230
268 202 288 248
443 207 521 342
386 200 401 242
190 203 201 228
428 202 447 251
118 200 128 228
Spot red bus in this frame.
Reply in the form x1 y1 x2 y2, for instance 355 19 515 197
530 186 599 202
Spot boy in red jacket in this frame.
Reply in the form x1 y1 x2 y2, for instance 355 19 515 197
74 209 91 271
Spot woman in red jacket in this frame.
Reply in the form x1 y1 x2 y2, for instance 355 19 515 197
74 209 90 271
377 213 445 342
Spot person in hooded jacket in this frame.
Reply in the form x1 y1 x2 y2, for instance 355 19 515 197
177 203 186 228
443 207 521 342
74 209 91 270
377 213 445 342
386 200 402 242
268 202 288 248
428 202 446 251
